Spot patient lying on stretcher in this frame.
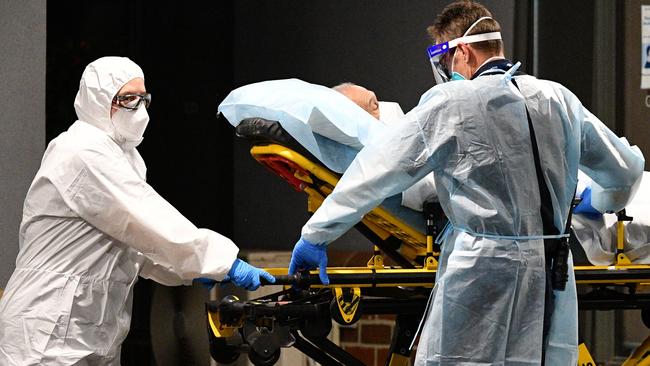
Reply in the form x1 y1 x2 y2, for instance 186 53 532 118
218 78 650 266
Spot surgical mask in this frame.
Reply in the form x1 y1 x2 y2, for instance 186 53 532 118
111 105 149 149
449 48 467 81
427 17 502 84
449 72 466 81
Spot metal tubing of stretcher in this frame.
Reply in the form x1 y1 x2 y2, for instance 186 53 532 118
578 292 650 310
574 267 650 283
290 330 344 366
301 332 366 366
361 298 428 314
261 269 436 288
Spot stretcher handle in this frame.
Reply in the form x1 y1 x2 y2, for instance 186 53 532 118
267 270 436 288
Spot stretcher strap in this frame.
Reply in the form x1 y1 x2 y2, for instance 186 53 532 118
510 76 561 366
508 80 558 237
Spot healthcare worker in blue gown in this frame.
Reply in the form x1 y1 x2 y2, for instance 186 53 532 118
0 57 274 365
288 2 645 365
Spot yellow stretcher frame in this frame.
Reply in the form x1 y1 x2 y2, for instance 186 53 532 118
251 144 650 275
209 142 650 366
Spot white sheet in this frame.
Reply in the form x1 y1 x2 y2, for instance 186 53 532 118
218 79 386 173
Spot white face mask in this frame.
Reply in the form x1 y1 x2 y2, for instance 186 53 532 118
111 106 149 149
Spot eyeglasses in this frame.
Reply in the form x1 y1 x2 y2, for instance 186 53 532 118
112 93 152 111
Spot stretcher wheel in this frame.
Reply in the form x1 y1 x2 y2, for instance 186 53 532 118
208 334 241 364
248 347 281 366
642 308 650 329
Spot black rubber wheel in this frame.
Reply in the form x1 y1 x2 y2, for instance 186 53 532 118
248 347 281 366
642 308 650 329
208 332 241 364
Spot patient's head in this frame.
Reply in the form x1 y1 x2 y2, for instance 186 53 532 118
333 82 380 120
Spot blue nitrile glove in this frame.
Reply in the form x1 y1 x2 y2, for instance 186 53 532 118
573 187 602 218
288 237 329 285
193 277 217 289
223 259 276 291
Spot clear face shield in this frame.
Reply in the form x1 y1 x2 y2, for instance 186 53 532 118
427 16 503 84
428 42 455 85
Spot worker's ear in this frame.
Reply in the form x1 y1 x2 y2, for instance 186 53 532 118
456 43 471 64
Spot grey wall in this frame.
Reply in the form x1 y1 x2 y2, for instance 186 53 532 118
231 0 515 250
0 1 46 287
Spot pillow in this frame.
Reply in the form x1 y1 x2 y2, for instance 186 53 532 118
218 79 386 173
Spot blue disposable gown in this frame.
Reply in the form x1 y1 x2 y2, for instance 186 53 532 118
301 73 644 365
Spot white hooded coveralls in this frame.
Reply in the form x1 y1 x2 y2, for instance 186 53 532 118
0 57 239 365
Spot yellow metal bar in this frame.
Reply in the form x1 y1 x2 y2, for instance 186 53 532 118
574 264 650 284
575 280 650 286
251 144 339 187
578 343 596 365
207 302 238 338
424 236 438 269
387 353 410 366
622 334 650 366
264 265 650 287
616 219 633 266
264 267 434 276
251 144 427 249
400 244 428 259
262 267 436 288
304 186 325 214
362 217 393 241
574 265 650 271
618 221 626 251
363 207 427 249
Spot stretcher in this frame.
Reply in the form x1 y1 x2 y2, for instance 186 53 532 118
207 117 650 366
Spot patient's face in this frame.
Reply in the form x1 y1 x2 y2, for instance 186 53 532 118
339 85 380 120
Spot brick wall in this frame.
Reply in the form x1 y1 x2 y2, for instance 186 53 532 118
338 314 418 366
340 314 395 366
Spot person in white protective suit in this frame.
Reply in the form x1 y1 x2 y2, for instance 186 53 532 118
288 2 644 365
0 57 274 365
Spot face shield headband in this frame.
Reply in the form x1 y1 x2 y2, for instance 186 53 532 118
427 17 502 84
